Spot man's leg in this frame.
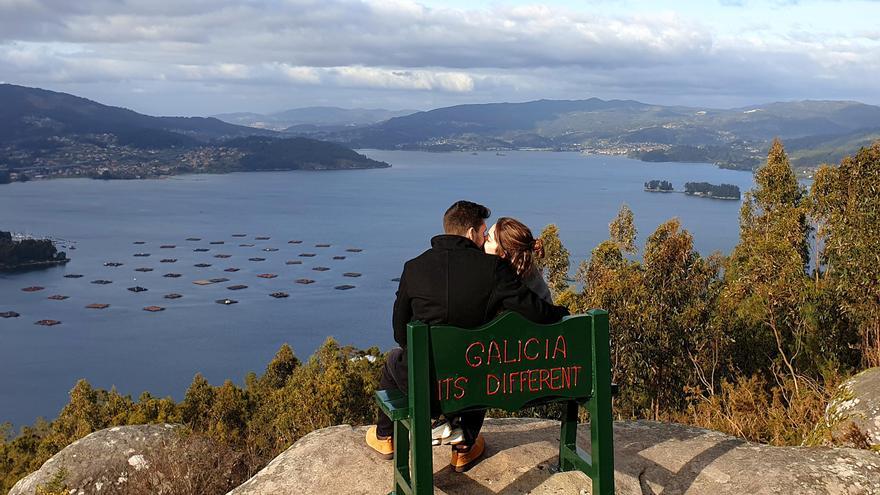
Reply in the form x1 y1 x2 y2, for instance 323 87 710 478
376 347 408 438
458 409 486 446
450 409 487 472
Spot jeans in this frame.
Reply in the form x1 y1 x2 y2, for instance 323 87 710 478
376 347 485 447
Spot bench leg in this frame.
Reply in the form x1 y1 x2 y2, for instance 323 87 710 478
589 310 615 495
558 399 579 472
392 420 411 495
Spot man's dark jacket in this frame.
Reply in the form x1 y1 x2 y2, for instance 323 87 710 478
393 234 569 346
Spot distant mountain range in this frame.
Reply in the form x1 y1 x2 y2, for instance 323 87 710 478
3 83 878 178
213 107 418 131
0 84 388 180
319 98 880 169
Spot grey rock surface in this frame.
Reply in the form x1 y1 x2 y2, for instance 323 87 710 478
9 424 180 495
227 418 880 495
826 367 880 448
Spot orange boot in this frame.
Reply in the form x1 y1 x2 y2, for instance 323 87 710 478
450 434 485 472
365 425 394 460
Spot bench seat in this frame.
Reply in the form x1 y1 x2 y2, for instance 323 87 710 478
375 388 412 421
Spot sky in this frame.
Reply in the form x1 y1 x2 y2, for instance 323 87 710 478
1 0 878 116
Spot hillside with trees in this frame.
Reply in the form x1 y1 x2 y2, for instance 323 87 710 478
2 139 879 493
0 84 388 182
324 98 880 170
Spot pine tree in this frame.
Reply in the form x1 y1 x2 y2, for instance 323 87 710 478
812 141 880 366
536 224 570 298
724 139 812 395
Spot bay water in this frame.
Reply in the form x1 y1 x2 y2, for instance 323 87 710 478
0 151 754 427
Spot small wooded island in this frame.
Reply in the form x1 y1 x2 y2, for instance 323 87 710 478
644 180 741 200
684 182 741 200
644 180 673 192
0 231 69 271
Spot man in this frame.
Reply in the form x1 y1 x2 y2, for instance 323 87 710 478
366 200 570 472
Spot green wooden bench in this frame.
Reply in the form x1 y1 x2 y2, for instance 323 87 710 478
374 309 615 495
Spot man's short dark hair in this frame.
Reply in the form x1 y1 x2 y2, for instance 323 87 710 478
443 200 491 235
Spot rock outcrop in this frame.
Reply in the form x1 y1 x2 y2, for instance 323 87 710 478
228 418 880 495
826 367 880 449
9 424 180 495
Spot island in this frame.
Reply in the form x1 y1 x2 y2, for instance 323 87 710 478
0 231 69 271
644 180 673 192
684 182 741 200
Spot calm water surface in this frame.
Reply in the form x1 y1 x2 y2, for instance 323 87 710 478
0 151 754 427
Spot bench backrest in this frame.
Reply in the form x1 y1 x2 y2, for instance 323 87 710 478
398 309 614 495
412 311 594 415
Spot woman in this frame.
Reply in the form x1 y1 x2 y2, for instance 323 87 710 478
431 217 553 447
484 217 553 304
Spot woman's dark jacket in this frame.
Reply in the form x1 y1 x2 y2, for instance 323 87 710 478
392 234 569 347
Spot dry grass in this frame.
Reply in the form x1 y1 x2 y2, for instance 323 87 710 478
101 432 249 495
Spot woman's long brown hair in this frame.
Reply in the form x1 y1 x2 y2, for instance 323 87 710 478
494 217 544 277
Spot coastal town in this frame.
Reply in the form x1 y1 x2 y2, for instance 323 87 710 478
0 141 244 181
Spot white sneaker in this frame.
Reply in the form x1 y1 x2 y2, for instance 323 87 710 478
442 427 464 445
432 418 451 446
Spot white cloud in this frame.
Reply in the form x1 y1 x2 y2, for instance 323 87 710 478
0 0 878 114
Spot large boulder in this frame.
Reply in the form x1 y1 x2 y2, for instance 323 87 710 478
228 418 880 495
9 424 180 495
826 367 880 449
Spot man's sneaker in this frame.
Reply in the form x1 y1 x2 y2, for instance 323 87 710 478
450 434 485 472
365 425 393 460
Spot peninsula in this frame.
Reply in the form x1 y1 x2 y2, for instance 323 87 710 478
0 231 69 271
0 85 389 183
